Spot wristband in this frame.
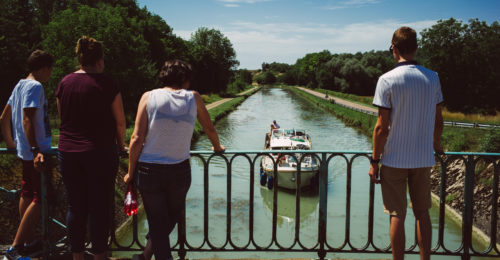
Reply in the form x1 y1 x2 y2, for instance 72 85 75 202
370 157 380 164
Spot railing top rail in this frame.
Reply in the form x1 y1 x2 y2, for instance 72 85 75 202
1 147 499 156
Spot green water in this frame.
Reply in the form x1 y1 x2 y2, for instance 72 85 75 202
115 87 492 259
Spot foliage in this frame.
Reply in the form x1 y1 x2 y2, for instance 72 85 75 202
479 130 500 153
255 71 276 85
1 0 239 119
188 27 239 94
261 62 291 73
420 18 500 113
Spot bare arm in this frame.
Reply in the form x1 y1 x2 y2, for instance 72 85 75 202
369 108 391 183
433 104 444 153
124 92 149 184
23 107 44 171
194 91 225 152
0 105 16 148
111 93 126 151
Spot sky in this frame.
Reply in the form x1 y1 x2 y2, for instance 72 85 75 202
137 0 500 69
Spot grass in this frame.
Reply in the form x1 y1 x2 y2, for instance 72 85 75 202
305 87 374 107
442 108 500 125
287 85 377 137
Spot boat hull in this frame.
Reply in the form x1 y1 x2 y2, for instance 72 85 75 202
261 162 318 189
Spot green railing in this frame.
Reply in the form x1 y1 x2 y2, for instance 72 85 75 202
0 148 499 259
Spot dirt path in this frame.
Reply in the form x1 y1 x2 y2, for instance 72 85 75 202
296 87 377 115
205 86 259 110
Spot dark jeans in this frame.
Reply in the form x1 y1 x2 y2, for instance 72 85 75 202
58 146 118 254
136 160 191 260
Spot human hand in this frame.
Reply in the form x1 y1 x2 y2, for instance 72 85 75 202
368 163 380 184
119 146 129 158
212 144 225 153
33 153 45 172
123 172 133 184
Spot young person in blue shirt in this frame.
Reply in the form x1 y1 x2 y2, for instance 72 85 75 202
0 50 54 260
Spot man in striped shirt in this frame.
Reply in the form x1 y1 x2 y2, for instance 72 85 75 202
369 27 444 260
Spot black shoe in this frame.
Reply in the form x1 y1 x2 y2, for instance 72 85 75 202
2 246 30 260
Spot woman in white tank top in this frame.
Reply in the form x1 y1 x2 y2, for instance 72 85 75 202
124 60 225 260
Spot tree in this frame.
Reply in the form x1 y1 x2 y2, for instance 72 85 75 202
189 27 239 93
42 4 157 114
420 18 500 113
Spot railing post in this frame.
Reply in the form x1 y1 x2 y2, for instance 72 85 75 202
317 152 328 260
461 155 475 260
40 165 50 259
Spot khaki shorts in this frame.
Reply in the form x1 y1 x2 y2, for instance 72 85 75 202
380 165 431 216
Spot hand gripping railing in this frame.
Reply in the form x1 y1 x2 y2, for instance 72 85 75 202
1 148 499 259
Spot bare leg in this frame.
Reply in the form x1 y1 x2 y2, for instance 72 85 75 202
414 209 431 260
390 215 405 260
19 196 32 219
12 201 41 247
143 238 153 260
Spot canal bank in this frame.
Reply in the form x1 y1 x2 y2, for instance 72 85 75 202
290 85 500 251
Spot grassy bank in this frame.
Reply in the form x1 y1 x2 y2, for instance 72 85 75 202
290 85 498 152
308 87 500 125
287 85 377 137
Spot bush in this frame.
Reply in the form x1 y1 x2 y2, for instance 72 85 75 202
479 130 500 153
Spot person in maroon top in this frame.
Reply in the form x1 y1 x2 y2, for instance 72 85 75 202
56 36 126 260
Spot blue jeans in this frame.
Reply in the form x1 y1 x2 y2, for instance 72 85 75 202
136 160 191 260
58 146 118 253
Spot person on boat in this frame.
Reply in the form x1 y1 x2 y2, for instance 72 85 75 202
124 59 225 260
369 26 444 260
0 50 54 260
270 120 280 132
56 36 127 260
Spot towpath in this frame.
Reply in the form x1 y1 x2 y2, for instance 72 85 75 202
296 87 378 116
205 86 259 110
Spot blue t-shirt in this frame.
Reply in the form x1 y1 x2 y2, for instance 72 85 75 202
7 79 52 160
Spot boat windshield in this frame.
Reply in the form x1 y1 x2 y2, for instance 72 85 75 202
272 129 285 137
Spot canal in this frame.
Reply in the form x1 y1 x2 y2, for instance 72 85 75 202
115 87 489 259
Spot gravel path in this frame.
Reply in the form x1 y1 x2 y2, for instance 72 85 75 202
296 87 378 115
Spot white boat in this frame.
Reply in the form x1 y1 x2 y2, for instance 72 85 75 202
260 129 319 190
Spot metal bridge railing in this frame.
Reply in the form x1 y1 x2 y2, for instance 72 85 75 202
0 148 499 259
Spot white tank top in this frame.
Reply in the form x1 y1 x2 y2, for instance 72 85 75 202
139 88 197 164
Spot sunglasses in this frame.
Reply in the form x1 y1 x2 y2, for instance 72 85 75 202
389 45 394 54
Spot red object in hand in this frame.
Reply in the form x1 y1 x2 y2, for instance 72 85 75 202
124 183 138 216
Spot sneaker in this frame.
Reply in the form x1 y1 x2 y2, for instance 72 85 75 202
2 246 30 260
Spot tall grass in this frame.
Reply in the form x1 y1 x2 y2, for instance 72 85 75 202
442 108 500 124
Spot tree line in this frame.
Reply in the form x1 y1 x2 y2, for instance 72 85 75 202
258 18 500 114
0 0 240 117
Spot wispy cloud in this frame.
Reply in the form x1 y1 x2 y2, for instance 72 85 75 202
324 0 380 10
217 0 271 8
175 19 436 69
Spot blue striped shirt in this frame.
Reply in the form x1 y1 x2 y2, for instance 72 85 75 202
372 64 443 168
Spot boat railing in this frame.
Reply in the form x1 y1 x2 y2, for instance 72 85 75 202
0 148 499 259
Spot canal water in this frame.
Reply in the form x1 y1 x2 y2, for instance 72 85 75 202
116 87 489 259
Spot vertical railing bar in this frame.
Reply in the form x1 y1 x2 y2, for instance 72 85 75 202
317 152 327 260
367 159 375 251
491 160 499 253
227 157 232 248
204 156 210 245
41 164 50 259
345 156 352 248
249 154 256 248
294 154 302 247
437 156 447 251
272 157 279 245
462 155 475 260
